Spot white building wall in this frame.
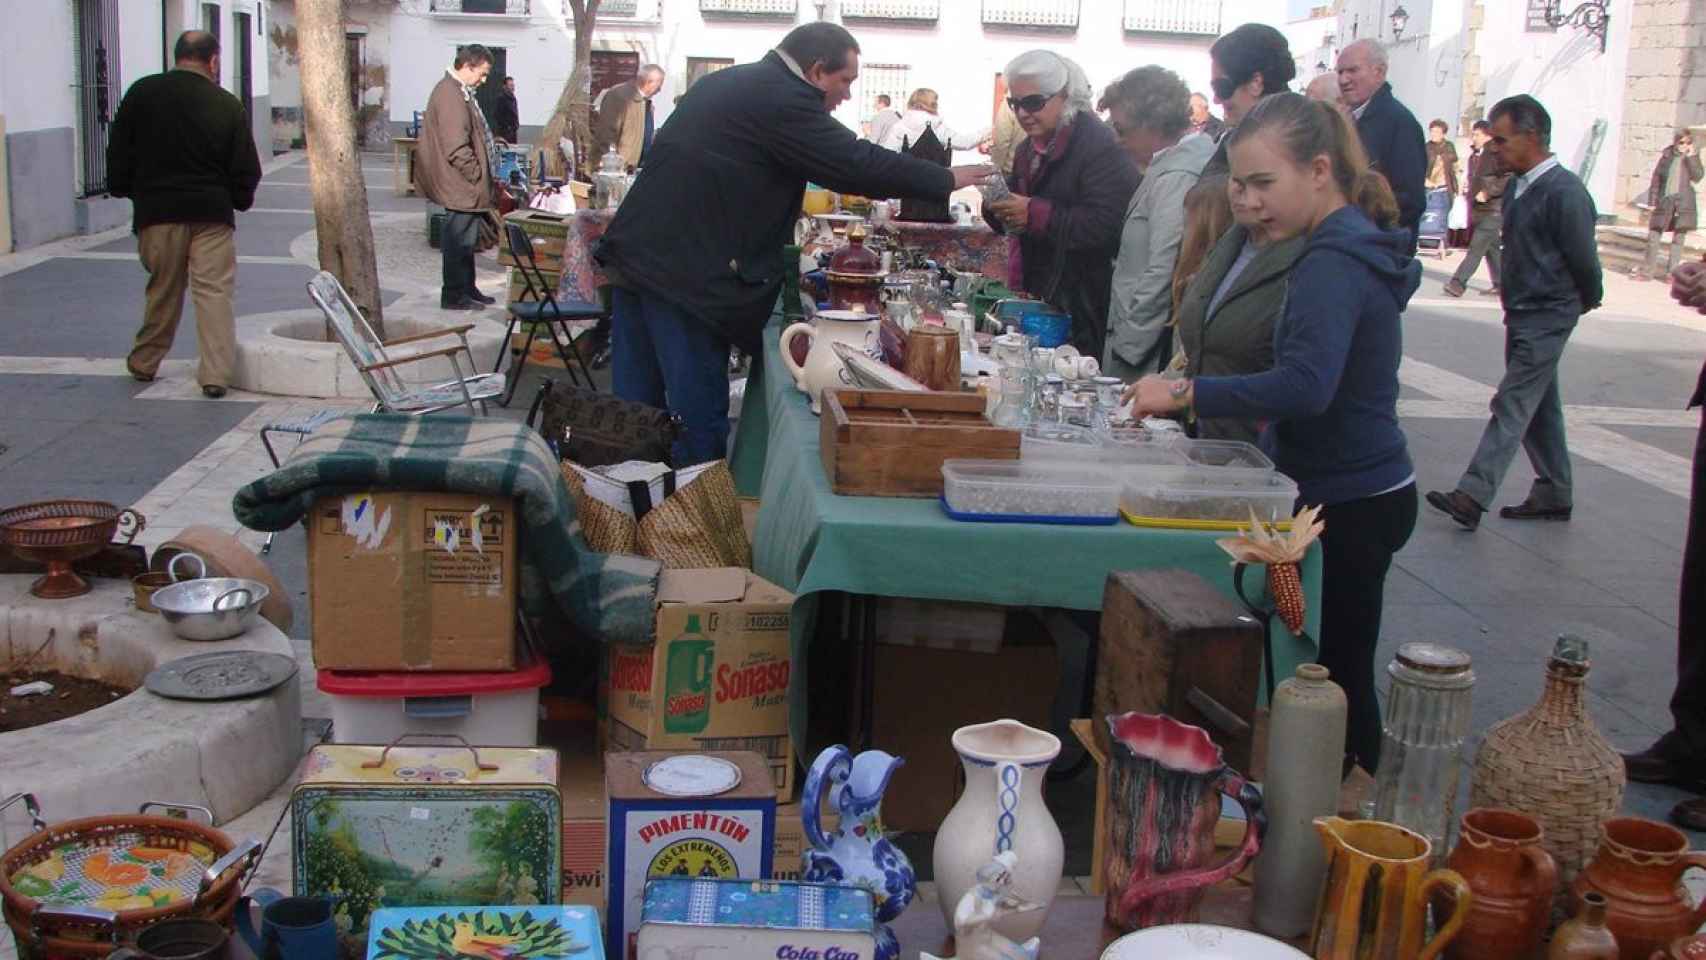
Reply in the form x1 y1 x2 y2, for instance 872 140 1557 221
0 0 77 136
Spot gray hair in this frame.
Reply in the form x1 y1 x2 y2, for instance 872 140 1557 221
1341 38 1388 70
639 63 665 81
1004 49 1094 120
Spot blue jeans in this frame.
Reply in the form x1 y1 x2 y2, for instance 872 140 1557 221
610 286 731 466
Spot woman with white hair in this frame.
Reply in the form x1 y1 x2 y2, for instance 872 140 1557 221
985 49 1140 360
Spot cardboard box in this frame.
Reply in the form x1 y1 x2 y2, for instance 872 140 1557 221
499 208 570 270
604 568 797 799
559 741 606 909
506 266 562 304
874 596 1007 654
770 800 838 883
872 643 1058 833
307 492 516 671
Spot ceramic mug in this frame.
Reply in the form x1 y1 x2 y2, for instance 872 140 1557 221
109 918 231 959
236 888 340 960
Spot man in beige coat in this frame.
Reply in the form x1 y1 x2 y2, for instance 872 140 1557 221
416 44 496 310
591 65 664 170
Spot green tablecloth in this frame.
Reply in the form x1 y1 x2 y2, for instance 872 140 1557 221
728 318 1322 747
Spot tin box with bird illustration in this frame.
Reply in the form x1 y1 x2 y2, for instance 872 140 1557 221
292 738 563 956
364 904 602 959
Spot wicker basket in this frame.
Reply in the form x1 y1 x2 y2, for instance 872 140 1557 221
1469 636 1625 887
0 796 259 958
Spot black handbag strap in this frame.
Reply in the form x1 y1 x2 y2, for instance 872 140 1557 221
624 471 677 521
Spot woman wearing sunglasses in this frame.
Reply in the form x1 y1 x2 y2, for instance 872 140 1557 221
985 50 1140 361
1200 23 1296 181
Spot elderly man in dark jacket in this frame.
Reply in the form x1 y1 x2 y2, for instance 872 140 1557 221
595 23 990 465
1428 95 1603 532
108 29 262 399
1339 40 1426 253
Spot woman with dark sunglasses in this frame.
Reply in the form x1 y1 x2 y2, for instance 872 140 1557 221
985 50 1140 361
1200 23 1296 180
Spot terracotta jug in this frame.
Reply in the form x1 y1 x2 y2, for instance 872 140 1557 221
1650 934 1706 960
1549 891 1620 959
1570 817 1706 960
1102 712 1266 932
1309 816 1472 960
1441 808 1558 960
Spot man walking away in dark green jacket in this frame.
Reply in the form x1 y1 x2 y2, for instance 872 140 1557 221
108 30 262 399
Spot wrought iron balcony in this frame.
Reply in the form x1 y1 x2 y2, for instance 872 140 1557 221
1122 0 1222 35
981 0 1080 30
842 0 941 22
430 0 531 16
601 0 639 13
699 0 798 17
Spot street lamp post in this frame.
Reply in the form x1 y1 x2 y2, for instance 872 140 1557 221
1543 0 1611 52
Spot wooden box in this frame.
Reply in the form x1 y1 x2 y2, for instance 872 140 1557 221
818 389 1019 497
1094 569 1264 775
507 266 563 304
500 209 571 270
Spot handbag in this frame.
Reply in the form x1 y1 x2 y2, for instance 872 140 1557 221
562 459 751 569
475 210 501 253
527 379 681 468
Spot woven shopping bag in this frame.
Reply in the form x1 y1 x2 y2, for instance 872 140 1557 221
561 459 751 570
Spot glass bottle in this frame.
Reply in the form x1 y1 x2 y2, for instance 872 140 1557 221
1372 642 1475 859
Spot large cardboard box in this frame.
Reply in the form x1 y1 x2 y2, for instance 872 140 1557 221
559 743 606 909
499 208 570 271
769 799 839 883
307 492 517 671
604 568 797 798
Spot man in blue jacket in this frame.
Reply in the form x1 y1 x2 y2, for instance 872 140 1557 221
1427 95 1603 531
1338 40 1426 253
595 23 991 465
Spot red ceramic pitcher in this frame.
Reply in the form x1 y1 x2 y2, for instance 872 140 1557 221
1442 808 1558 959
1571 817 1706 960
1102 712 1266 931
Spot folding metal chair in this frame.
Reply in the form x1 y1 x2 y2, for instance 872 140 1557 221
496 220 602 405
257 407 347 554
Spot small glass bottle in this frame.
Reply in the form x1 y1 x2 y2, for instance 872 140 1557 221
1372 642 1475 859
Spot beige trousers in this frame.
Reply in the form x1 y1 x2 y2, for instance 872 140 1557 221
130 222 237 388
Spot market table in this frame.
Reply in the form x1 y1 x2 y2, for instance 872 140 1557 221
555 209 1013 303
391 136 418 196
729 316 1322 752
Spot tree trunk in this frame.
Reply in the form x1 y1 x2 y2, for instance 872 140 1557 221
537 0 602 179
297 0 386 338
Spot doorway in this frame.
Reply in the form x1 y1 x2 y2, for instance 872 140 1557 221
232 11 253 119
472 46 509 137
72 0 121 196
590 50 640 107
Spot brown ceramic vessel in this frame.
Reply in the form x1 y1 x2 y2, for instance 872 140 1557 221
1549 892 1620 959
1442 808 1558 960
1570 817 1706 960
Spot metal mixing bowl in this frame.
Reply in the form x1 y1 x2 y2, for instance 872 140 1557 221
150 577 270 641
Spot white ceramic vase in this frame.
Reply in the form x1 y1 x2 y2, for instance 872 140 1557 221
779 309 878 414
932 718 1064 943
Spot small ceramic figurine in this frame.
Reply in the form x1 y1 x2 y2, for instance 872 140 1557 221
922 852 1042 960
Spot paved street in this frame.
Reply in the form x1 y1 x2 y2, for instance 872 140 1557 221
0 150 1700 859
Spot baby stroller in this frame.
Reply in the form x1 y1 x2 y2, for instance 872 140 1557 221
1417 187 1451 259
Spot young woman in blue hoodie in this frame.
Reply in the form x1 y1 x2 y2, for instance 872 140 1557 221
1126 92 1423 773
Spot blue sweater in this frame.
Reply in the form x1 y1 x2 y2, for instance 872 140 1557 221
1193 206 1420 506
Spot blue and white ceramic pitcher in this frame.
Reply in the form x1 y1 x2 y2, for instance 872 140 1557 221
801 744 916 960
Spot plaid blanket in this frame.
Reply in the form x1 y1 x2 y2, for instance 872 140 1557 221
233 413 660 645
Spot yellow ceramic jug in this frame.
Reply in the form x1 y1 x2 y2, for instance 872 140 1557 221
1309 816 1472 960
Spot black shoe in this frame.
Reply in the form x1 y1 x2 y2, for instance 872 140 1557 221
1622 741 1706 787
1673 796 1706 831
201 384 227 399
591 344 612 370
1425 489 1484 531
469 289 497 305
441 298 487 312
1498 499 1572 521
1443 280 1467 298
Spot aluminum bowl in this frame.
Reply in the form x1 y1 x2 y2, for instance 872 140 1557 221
150 577 270 641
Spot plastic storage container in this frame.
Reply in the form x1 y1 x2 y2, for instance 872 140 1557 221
942 458 1123 522
1175 439 1276 486
318 654 552 747
1120 471 1300 529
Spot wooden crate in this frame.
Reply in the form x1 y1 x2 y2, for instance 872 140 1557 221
507 266 562 304
1094 569 1264 775
818 389 1019 497
499 208 571 270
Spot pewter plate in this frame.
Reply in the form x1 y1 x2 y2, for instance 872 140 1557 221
144 651 299 701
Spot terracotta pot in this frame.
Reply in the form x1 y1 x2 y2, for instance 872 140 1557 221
1441 808 1558 960
1549 892 1619 959
1651 934 1706 960
1570 817 1706 960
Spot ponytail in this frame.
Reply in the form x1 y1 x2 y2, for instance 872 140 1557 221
1230 92 1399 228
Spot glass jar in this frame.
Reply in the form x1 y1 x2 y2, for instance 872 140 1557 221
1372 642 1476 859
991 367 1033 428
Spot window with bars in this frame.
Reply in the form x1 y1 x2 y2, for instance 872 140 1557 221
686 57 735 89
1121 0 1221 35
856 63 911 128
981 0 1079 29
698 0 797 16
841 0 940 21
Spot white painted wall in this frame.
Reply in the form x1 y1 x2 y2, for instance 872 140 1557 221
0 0 77 134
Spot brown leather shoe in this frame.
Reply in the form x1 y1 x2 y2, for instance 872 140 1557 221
1624 741 1705 787
1425 489 1484 530
126 362 156 383
1673 796 1706 831
1443 279 1467 298
1499 499 1572 521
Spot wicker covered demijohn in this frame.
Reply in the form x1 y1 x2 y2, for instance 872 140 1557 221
1469 635 1624 885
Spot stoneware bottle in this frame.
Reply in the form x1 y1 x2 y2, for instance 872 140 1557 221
1547 891 1619 959
1441 808 1558 960
932 718 1064 945
1253 663 1346 939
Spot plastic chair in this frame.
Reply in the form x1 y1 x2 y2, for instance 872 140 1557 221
496 220 602 405
306 271 504 416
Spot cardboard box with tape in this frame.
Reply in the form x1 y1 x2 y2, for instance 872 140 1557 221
307 492 516 671
603 567 797 798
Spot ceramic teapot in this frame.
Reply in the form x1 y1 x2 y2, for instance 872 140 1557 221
801 745 915 960
780 309 878 414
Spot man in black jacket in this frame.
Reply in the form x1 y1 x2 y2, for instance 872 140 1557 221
1338 40 1426 253
1427 95 1603 531
492 77 520 144
1444 119 1509 297
108 30 262 398
595 22 990 465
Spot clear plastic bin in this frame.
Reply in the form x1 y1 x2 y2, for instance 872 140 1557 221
1020 424 1104 460
1175 438 1276 487
942 458 1123 520
1120 471 1300 527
